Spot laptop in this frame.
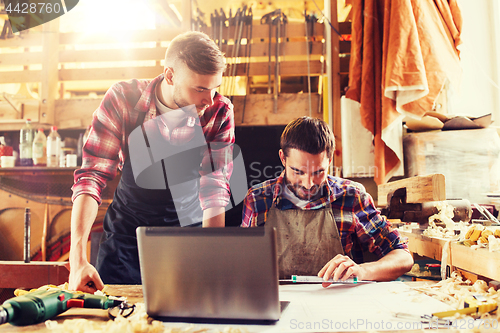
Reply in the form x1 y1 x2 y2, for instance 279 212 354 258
136 226 281 324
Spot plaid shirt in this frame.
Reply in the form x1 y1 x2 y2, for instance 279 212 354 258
241 171 408 263
72 74 235 210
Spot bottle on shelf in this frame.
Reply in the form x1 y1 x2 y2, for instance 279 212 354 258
46 126 61 167
32 128 47 166
77 133 84 166
19 119 34 166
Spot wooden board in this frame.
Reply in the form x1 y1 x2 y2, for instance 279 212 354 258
0 261 69 289
378 174 446 207
232 93 321 126
401 231 500 282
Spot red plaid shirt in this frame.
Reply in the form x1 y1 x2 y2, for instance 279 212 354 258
241 171 408 263
72 74 235 210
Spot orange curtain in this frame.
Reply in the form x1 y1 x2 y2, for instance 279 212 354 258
346 0 462 184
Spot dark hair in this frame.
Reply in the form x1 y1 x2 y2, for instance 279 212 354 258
280 117 335 159
165 31 226 75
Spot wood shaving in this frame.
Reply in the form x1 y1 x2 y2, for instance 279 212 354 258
428 201 455 230
45 303 164 333
489 235 500 252
45 302 249 333
14 283 111 297
411 271 500 320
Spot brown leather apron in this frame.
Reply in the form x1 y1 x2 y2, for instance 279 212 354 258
266 201 344 279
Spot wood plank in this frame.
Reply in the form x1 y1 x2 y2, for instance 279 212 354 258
401 230 500 281
0 52 43 66
58 61 323 81
451 242 500 281
331 0 342 171
181 1 191 31
339 40 351 54
1 42 324 67
339 55 350 73
0 261 69 289
401 231 446 261
237 60 323 77
233 93 321 126
58 27 186 45
0 32 43 48
40 20 59 125
222 40 325 58
339 21 352 35
55 99 100 129
0 70 41 83
59 66 164 81
377 174 446 207
56 41 325 64
59 48 166 63
202 22 325 42
54 94 322 128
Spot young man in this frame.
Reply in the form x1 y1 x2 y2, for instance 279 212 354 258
241 117 413 284
70 31 234 292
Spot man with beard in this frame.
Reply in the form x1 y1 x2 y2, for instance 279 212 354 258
241 117 413 284
69 31 234 292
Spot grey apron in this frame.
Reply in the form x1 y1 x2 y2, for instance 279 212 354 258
266 201 344 279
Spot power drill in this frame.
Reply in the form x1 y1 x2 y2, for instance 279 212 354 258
0 288 124 326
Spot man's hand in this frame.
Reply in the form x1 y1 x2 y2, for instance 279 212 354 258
68 261 104 293
318 254 366 288
318 249 414 287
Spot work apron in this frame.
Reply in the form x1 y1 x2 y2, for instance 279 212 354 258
96 112 204 284
266 201 344 279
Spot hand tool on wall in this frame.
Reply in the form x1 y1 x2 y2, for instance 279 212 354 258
210 13 215 40
227 8 242 98
0 288 126 326
221 8 233 95
219 8 226 51
273 10 281 114
241 7 253 123
272 10 287 114
304 10 312 116
230 5 247 99
260 10 280 95
318 21 326 114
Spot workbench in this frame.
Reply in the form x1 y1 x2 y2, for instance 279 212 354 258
400 230 500 282
0 283 482 333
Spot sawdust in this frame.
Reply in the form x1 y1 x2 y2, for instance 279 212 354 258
411 271 500 321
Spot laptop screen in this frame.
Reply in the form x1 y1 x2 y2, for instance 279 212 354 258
136 226 280 323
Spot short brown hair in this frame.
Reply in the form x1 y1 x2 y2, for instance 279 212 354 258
281 117 335 160
165 31 226 75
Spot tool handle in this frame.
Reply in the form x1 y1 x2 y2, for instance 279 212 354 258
291 275 359 283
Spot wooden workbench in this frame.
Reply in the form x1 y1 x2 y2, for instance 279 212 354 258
400 230 500 281
0 283 480 333
0 285 143 332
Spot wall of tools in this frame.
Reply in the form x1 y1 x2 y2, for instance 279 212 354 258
0 1 349 129
194 6 336 126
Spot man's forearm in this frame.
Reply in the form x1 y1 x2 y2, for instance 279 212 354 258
203 207 225 227
70 194 99 266
360 249 414 281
